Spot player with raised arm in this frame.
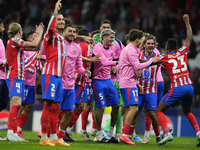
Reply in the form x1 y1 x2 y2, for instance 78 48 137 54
39 0 69 146
156 14 200 147
17 30 42 140
0 18 8 140
6 21 44 142
118 29 159 145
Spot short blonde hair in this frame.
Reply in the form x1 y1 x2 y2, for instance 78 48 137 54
8 22 21 37
101 29 115 40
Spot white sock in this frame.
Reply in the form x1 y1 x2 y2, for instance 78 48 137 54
7 130 13 135
17 126 22 132
96 130 104 141
107 126 114 137
66 127 72 134
50 134 58 141
144 131 150 137
41 133 47 141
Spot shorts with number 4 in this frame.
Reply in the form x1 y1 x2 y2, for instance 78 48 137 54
120 87 139 107
92 79 119 109
6 78 25 100
41 74 63 102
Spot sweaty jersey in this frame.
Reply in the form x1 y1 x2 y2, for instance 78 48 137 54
92 43 117 80
138 51 160 94
6 37 25 80
42 15 66 77
158 44 192 88
74 41 92 87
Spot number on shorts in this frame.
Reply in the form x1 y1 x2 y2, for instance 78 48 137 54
99 93 103 100
16 82 20 89
87 88 93 95
132 90 138 97
51 84 55 92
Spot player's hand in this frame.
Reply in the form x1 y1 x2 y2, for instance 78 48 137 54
84 67 91 78
137 84 143 94
111 66 117 74
136 70 142 78
36 22 45 35
83 36 94 43
183 14 189 23
90 54 101 62
54 0 62 14
36 53 42 60
151 57 160 63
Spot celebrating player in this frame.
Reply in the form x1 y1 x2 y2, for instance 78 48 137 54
156 14 200 147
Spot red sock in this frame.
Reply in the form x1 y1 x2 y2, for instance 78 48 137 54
58 110 63 131
81 110 89 130
92 109 97 129
153 126 160 137
186 112 200 133
8 105 20 131
145 114 152 131
57 130 65 139
50 104 60 134
157 112 169 134
18 114 28 129
129 125 135 135
41 103 52 133
13 117 18 133
69 110 82 128
122 123 130 135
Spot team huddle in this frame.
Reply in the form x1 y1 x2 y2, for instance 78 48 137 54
0 0 200 147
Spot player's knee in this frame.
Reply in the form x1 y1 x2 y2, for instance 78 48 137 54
25 104 33 112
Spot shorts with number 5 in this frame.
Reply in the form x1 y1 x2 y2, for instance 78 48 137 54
6 78 25 100
120 87 139 107
41 74 63 102
92 79 119 109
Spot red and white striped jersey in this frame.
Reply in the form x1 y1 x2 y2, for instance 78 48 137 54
158 44 192 88
42 15 66 77
74 41 92 87
6 37 25 80
138 52 160 94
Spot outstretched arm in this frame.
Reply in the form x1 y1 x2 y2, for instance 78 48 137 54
183 14 193 47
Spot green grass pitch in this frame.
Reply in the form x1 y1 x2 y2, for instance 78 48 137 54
0 131 199 150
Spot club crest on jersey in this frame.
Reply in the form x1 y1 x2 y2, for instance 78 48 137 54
17 89 20 94
72 50 77 55
51 92 55 97
144 69 150 78
110 53 113 57
134 97 138 102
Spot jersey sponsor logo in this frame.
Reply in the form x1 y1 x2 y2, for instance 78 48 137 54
144 69 150 78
